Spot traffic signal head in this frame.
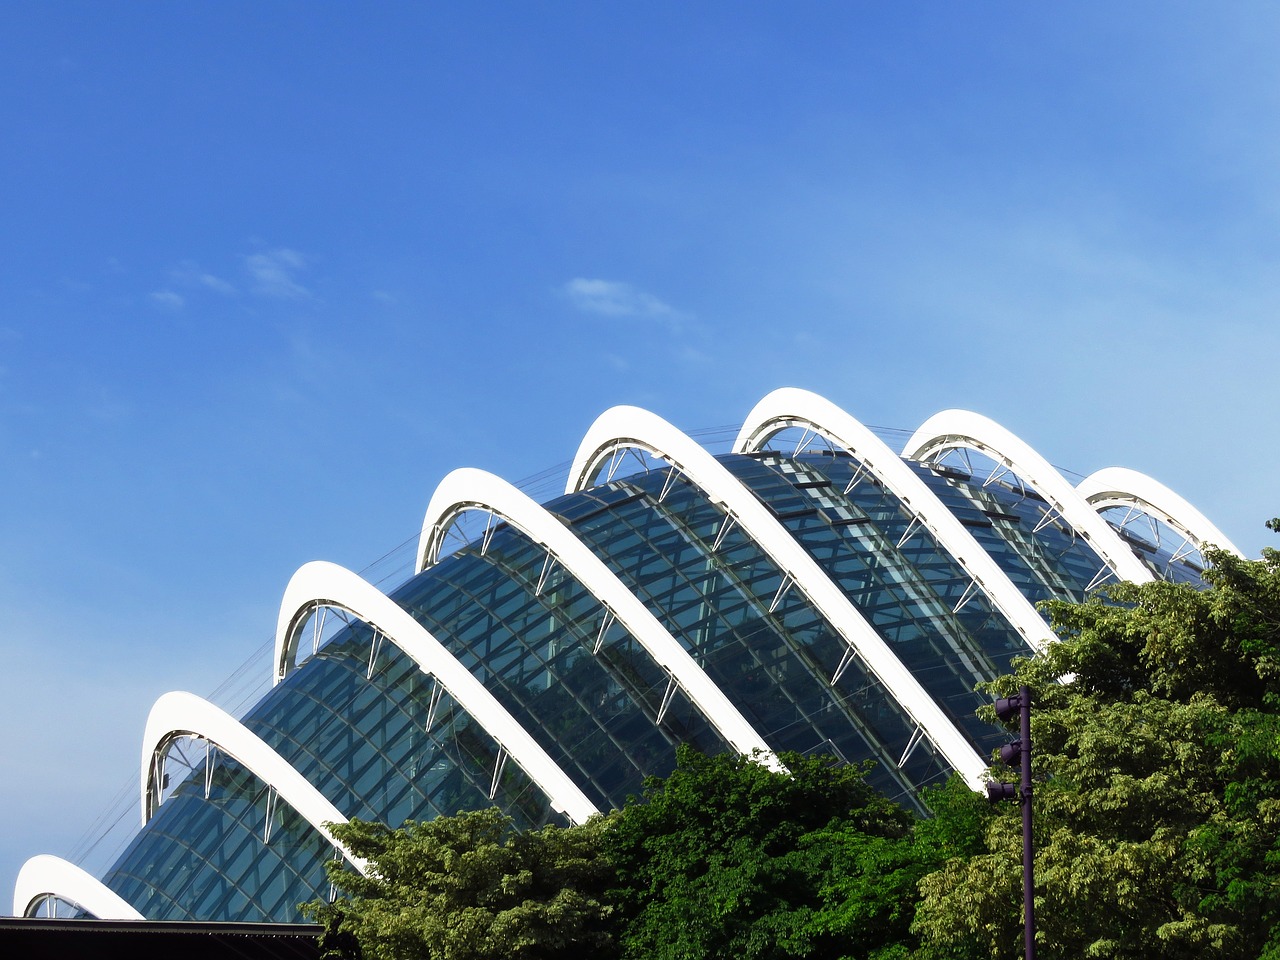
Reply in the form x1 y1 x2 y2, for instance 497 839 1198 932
998 740 1022 767
986 780 1018 803
994 694 1023 724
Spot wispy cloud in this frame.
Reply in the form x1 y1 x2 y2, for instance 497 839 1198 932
149 289 185 309
172 261 236 296
150 260 235 309
150 249 312 308
561 278 685 325
246 248 311 299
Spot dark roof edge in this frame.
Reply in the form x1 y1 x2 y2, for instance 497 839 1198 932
0 917 320 937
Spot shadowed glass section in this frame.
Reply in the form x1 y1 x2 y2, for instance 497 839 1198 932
392 524 731 812
549 462 955 812
909 462 1110 601
100 626 558 921
1094 505 1209 586
909 459 1207 593
245 628 555 831
720 450 1029 761
102 443 1201 922
102 755 332 921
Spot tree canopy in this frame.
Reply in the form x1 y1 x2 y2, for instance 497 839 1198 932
604 748 982 960
306 749 980 960
308 531 1280 960
306 808 616 960
914 544 1280 959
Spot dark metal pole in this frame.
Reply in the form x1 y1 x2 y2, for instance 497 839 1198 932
1019 684 1035 960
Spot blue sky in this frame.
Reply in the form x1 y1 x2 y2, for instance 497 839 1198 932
4 2 1280 905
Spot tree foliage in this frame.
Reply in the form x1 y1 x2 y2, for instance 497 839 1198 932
914 544 1280 960
305 808 616 960
304 749 982 960
605 747 982 960
305 537 1280 960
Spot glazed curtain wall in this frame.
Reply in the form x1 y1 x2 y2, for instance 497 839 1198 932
97 450 1206 921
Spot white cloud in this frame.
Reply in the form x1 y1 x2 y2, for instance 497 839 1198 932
246 248 311 299
174 261 236 295
150 289 184 309
561 278 684 323
151 249 310 306
191 270 236 296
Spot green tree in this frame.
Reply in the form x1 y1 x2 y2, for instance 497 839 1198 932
913 543 1280 960
305 808 617 960
605 747 979 960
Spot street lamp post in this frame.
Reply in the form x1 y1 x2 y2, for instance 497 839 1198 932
986 685 1034 960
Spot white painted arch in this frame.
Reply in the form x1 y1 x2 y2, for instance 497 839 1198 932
414 467 780 767
13 855 144 920
273 561 598 824
735 387 1053 654
904 410 1154 586
567 405 988 789
141 691 369 875
1077 466 1243 559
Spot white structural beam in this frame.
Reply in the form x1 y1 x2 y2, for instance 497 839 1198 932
274 561 598 824
567 405 988 789
735 387 1053 654
141 691 370 875
1077 466 1243 559
904 410 1154 586
13 855 145 920
415 467 781 767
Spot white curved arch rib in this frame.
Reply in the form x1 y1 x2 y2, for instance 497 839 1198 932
141 691 370 875
1077 466 1243 559
273 562 598 824
414 468 780 767
13 855 144 920
567 405 987 788
735 387 1052 654
904 410 1154 586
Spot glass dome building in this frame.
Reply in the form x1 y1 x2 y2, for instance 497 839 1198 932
12 389 1238 922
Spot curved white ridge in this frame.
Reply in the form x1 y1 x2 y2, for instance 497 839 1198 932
1077 466 1243 559
274 561 598 824
735 388 1052 654
13 855 145 920
141 691 370 875
567 405 987 789
414 468 780 768
904 410 1154 586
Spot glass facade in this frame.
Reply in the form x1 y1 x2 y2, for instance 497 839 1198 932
74 426 1213 923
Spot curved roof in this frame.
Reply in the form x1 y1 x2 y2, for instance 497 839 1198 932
13 855 144 920
415 467 781 767
15 390 1236 924
904 409 1154 586
568 404 987 788
140 691 369 874
735 387 1052 654
273 560 598 824
1077 466 1242 558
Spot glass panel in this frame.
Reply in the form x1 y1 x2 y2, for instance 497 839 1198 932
105 442 1162 920
718 451 1031 759
1096 505 1208 586
909 461 1109 601
392 520 731 811
548 463 954 810
103 754 331 921
246 632 557 830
